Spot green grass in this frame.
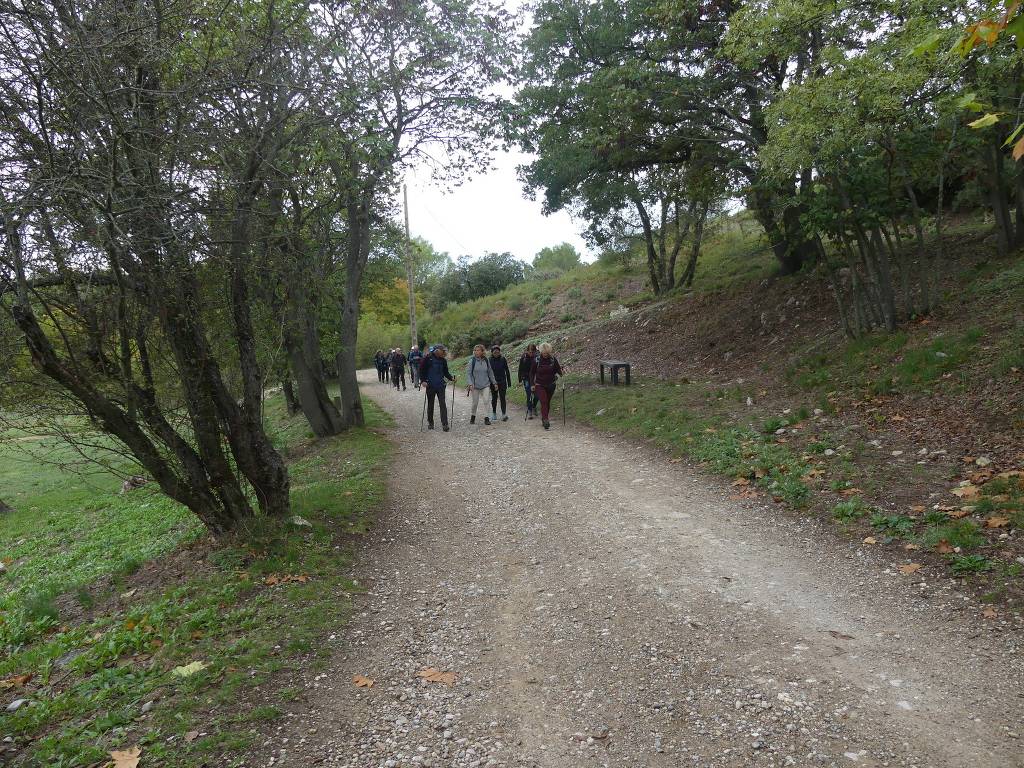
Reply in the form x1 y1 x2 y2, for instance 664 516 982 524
0 394 392 766
919 519 984 551
785 326 985 397
832 497 871 523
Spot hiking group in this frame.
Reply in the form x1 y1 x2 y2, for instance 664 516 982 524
373 342 563 431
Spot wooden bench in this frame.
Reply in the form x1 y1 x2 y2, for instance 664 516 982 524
599 359 632 385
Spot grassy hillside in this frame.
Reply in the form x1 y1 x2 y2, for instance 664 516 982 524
0 394 391 766
436 214 1024 610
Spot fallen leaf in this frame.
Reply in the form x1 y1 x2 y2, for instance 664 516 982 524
951 484 980 500
171 661 208 678
986 516 1011 528
183 731 200 743
0 673 32 689
109 746 142 768
903 543 920 551
982 607 998 619
962 456 976 464
946 508 973 519
909 505 925 514
417 668 456 686
352 675 374 688
889 414 906 422
839 488 864 497
898 563 923 575
731 477 750 486
669 458 683 464
263 574 310 586
935 540 954 554
862 536 877 545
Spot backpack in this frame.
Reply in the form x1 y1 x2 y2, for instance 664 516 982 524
469 355 493 385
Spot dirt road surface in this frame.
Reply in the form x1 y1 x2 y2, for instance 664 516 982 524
246 370 1024 768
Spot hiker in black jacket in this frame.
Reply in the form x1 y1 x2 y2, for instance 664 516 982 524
374 350 387 383
517 343 540 419
488 345 512 422
419 345 456 431
390 348 407 391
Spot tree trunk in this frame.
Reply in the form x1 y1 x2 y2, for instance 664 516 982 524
284 287 346 436
334 193 372 428
680 202 708 288
985 141 1014 257
282 379 300 415
0 499 12 514
750 187 811 274
632 195 663 294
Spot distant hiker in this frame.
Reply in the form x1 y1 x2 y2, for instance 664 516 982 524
391 347 407 391
466 344 497 425
518 342 540 419
408 345 423 389
374 349 387 383
420 344 455 431
489 345 512 422
529 342 563 430
383 349 392 383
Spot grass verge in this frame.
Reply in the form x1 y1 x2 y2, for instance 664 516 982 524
0 396 391 766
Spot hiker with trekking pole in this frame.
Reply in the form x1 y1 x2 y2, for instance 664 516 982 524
488 345 512 423
408 345 423 389
518 342 540 420
466 344 498 425
391 347 408 391
419 344 456 431
529 342 563 430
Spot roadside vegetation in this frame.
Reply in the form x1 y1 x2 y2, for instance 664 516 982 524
0 396 390 766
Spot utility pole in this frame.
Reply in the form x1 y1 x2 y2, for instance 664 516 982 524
403 184 418 349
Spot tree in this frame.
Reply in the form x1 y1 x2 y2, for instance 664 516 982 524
432 252 526 308
0 0 310 532
532 243 581 275
315 0 515 428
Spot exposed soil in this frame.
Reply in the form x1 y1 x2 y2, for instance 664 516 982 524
240 372 1024 768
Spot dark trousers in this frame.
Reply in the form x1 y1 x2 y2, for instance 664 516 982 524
490 385 507 415
392 368 405 389
383 366 390 382
536 383 554 421
377 365 385 383
426 386 448 426
522 380 539 413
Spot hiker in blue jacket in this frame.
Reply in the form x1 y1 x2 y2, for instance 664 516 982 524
419 344 455 431
488 345 512 422
408 345 423 389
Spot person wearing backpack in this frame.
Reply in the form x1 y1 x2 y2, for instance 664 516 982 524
390 347 407 391
465 344 497 425
529 342 563 430
408 345 423 389
517 343 540 419
374 350 387 383
488 345 512 422
419 344 455 431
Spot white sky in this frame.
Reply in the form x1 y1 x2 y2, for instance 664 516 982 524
402 150 592 264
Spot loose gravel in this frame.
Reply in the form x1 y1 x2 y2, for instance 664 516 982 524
244 371 1023 768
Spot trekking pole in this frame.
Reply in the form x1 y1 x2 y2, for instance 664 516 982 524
450 381 456 430
561 384 566 427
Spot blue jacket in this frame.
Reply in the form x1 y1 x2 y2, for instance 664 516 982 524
419 354 454 391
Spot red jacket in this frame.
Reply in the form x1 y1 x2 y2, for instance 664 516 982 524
530 355 562 389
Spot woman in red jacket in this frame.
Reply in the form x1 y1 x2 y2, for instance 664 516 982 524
529 342 563 430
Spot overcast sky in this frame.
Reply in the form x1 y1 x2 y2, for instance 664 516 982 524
402 150 592 265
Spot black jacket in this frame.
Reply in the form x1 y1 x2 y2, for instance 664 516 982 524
517 352 537 383
490 356 512 388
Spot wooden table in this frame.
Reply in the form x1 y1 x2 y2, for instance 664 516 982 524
599 359 632 385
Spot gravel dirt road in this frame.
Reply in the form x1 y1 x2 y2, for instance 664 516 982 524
248 371 1024 768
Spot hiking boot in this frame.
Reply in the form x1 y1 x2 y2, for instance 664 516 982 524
527 412 534 420
428 423 435 430
442 424 450 432
502 415 508 422
470 415 476 424
484 416 491 425
543 420 550 430
490 412 497 422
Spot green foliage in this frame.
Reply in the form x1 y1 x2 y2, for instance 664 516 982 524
870 513 916 537
532 242 582 275
949 554 992 574
920 520 984 551
832 497 871 522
